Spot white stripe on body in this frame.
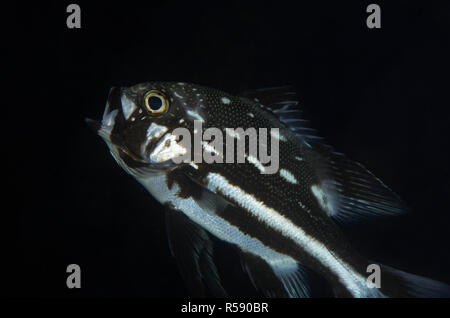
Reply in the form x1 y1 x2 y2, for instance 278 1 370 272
103 134 382 297
137 173 299 277
205 172 382 297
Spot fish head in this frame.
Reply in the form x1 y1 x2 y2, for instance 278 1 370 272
86 82 211 175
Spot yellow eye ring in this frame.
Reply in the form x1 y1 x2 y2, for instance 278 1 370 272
144 90 169 114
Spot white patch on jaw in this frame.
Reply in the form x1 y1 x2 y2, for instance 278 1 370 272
149 133 188 163
146 123 168 140
247 112 255 118
140 123 169 157
247 155 266 174
271 129 287 142
186 109 205 123
279 169 298 184
221 97 231 104
121 95 137 120
311 185 334 215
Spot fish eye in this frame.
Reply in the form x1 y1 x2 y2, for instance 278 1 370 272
144 90 169 114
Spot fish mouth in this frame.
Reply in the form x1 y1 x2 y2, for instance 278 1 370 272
85 87 178 172
85 87 122 139
85 86 129 156
102 86 123 121
85 117 101 132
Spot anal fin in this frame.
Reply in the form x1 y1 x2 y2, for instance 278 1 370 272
240 252 312 298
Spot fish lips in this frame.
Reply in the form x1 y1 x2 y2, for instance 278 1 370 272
85 87 122 136
85 117 101 132
86 87 178 171
104 86 122 117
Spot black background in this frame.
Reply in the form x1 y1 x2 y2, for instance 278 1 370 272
11 0 450 299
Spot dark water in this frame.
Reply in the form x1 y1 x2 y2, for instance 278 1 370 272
12 1 450 298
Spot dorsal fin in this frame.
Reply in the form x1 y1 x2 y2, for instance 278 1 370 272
242 86 408 224
241 86 300 109
311 145 409 225
241 86 324 145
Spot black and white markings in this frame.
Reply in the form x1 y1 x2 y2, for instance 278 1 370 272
310 184 336 217
94 82 398 298
279 169 298 184
204 172 378 297
221 97 231 105
149 132 189 163
121 94 137 120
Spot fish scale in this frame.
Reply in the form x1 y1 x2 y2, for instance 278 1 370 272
87 82 450 298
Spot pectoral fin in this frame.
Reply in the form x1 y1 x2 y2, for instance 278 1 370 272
165 205 228 297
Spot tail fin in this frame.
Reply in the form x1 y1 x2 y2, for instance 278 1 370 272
378 264 450 298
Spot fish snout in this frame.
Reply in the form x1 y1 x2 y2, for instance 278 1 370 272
85 87 123 140
85 117 101 133
102 87 122 123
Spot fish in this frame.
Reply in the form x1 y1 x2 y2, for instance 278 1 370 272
86 82 450 298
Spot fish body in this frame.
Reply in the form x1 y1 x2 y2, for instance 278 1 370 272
87 82 450 298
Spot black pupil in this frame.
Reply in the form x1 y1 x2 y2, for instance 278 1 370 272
148 96 163 111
